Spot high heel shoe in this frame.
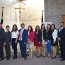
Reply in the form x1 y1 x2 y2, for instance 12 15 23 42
52 56 56 59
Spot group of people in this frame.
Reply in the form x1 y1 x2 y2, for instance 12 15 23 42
0 22 65 61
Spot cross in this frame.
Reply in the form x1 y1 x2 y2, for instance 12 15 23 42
15 3 25 22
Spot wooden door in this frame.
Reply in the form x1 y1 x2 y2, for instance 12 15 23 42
62 15 65 27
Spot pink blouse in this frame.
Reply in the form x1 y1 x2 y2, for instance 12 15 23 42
28 31 34 42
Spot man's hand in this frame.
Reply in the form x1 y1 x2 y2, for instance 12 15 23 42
4 42 6 45
58 37 61 41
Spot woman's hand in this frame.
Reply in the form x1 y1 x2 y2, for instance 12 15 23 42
53 41 55 44
15 40 17 43
48 40 50 42
39 42 41 44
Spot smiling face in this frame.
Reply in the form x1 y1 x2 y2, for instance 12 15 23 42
41 24 45 31
35 25 40 31
28 26 31 31
21 23 25 29
60 22 64 28
28 26 33 32
51 24 55 30
6 26 10 31
13 25 17 30
47 24 51 30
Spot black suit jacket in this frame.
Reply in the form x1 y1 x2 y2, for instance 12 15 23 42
47 30 53 40
58 27 65 41
0 28 5 43
5 31 11 43
38 30 42 43
42 29 47 41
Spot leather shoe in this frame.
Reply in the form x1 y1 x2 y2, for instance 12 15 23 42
24 57 27 60
60 58 65 61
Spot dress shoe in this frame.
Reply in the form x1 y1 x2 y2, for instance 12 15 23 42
36 56 39 58
52 56 56 59
60 58 65 61
6 58 10 60
13 56 17 59
24 57 27 60
0 58 4 61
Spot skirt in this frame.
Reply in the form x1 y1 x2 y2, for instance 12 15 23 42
51 39 58 46
27 41 34 48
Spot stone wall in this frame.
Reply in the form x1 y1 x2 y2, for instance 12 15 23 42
45 0 65 28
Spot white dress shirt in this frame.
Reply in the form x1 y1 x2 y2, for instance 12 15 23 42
52 29 58 43
59 27 63 32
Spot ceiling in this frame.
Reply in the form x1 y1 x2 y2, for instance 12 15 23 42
0 0 25 6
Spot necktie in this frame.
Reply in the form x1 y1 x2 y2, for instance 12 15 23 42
20 31 22 40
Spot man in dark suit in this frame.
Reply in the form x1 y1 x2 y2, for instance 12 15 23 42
58 22 65 61
0 23 5 60
4 25 11 60
18 23 28 60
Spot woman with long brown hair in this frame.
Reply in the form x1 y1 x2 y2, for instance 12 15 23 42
34 25 42 58
46 24 52 57
41 24 47 57
11 24 18 59
51 24 58 59
28 25 34 58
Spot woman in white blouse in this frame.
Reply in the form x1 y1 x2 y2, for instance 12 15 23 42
51 24 58 59
11 24 18 59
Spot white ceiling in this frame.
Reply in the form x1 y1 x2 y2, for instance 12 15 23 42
0 0 26 5
0 0 17 6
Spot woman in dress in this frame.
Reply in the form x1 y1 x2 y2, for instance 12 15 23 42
28 25 34 58
46 24 52 57
11 24 18 59
34 25 42 58
51 24 58 59
41 24 47 57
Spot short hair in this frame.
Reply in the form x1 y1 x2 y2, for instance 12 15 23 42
21 23 25 26
6 25 9 28
60 22 64 24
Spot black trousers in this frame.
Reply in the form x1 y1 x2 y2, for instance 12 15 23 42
5 43 11 59
12 38 17 57
60 40 65 60
0 42 4 59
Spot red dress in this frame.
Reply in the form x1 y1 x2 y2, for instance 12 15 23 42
34 32 42 47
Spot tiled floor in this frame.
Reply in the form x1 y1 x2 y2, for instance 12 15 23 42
0 56 65 65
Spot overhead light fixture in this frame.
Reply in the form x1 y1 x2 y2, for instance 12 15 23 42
14 0 26 5
16 0 26 2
